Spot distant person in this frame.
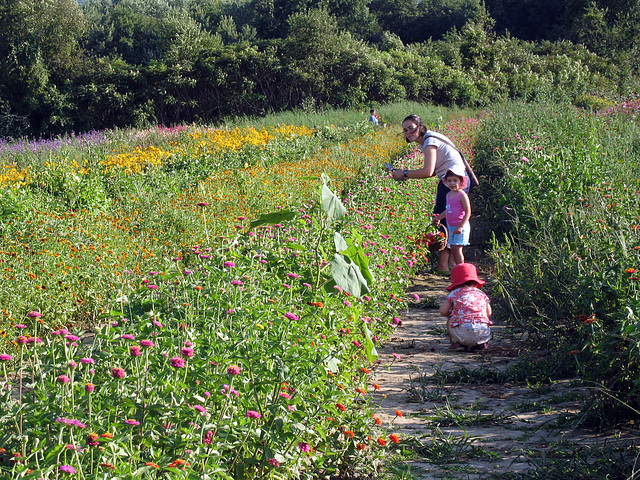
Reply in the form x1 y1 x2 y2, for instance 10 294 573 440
391 114 473 275
369 109 379 125
439 263 492 352
432 165 471 266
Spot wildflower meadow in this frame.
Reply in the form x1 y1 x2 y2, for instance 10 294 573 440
0 105 483 479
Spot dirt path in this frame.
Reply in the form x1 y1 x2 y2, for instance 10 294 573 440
372 272 640 480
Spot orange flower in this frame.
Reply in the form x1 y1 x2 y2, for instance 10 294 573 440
145 462 160 468
360 367 370 374
389 434 400 443
373 416 382 426
372 384 381 390
356 443 366 450
377 437 387 446
344 430 355 438
625 268 638 274
336 403 346 412
394 410 403 417
100 433 113 439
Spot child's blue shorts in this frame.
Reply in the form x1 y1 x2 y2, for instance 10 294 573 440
447 224 470 246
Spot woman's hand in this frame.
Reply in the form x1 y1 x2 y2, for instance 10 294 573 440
391 169 405 181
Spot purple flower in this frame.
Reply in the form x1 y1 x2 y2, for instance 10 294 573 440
227 365 241 375
245 410 261 419
59 465 76 474
170 357 185 368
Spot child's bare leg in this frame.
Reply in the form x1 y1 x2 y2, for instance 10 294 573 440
437 248 450 271
450 245 464 265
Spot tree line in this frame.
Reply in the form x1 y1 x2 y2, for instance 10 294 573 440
1 0 638 138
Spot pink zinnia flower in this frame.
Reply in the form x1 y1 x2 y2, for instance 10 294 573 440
130 346 142 357
15 324 27 329
85 383 95 393
245 410 261 419
170 357 185 368
147 284 158 290
140 340 154 348
152 320 163 328
111 367 126 379
80 357 95 364
227 365 241 375
121 334 135 340
124 419 140 425
27 311 43 318
16 336 28 344
59 465 76 474
298 442 312 453
58 375 71 384
203 431 213 445
181 347 195 358
268 458 280 467
231 280 243 286
193 405 207 414
68 361 78 368
0 354 13 362
284 312 299 321
223 261 235 268
197 202 209 207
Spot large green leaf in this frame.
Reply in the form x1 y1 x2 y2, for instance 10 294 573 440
333 232 349 252
363 323 378 363
330 253 369 298
249 210 296 230
342 231 374 284
321 184 346 224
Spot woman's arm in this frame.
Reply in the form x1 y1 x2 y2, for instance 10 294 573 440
391 144 437 180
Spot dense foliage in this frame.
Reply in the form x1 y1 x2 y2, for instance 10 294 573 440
473 99 640 425
1 0 638 138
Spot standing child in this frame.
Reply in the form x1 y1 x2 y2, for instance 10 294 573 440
439 263 492 352
432 164 471 267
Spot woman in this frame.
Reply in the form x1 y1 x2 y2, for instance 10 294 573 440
391 114 470 275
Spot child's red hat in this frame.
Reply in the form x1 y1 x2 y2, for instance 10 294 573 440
446 263 485 291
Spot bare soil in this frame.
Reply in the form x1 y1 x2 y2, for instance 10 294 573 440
372 271 640 479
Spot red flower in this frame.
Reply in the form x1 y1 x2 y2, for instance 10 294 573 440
336 403 346 412
394 410 403 417
377 437 387 446
389 434 400 443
